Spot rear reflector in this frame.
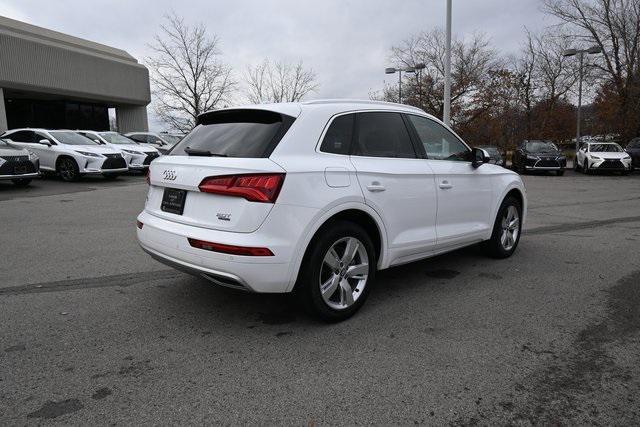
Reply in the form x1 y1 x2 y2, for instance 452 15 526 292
198 173 285 203
136 220 144 229
188 238 274 256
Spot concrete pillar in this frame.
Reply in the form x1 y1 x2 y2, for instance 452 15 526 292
0 88 8 132
116 105 148 133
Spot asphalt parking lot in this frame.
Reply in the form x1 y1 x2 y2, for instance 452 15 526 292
1 170 639 425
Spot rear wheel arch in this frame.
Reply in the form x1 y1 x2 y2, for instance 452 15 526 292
291 207 386 291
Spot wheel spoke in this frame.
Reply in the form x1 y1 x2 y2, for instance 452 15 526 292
339 279 354 306
320 274 340 299
341 238 359 264
509 218 519 230
323 248 340 270
346 263 368 278
501 231 508 247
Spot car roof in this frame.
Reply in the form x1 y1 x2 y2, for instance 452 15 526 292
199 99 432 120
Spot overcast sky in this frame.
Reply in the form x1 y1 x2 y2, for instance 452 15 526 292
1 0 555 130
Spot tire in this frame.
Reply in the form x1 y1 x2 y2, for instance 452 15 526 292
11 178 32 187
103 173 119 180
556 170 565 176
483 196 522 259
57 157 80 182
573 159 580 171
583 160 590 175
295 220 376 322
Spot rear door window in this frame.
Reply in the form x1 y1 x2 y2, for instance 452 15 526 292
6 131 34 143
170 109 295 158
320 114 354 155
353 112 416 158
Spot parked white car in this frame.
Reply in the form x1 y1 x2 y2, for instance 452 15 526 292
78 131 160 172
1 128 128 181
575 142 633 175
125 132 182 154
136 100 527 321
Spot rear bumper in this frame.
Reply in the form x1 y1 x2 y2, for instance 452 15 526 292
136 209 309 293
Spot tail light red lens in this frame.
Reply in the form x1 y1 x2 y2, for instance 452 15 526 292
188 238 274 256
198 173 285 203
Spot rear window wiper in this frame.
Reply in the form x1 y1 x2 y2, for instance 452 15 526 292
184 147 228 157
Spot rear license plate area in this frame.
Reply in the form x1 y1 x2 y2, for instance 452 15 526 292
161 188 187 215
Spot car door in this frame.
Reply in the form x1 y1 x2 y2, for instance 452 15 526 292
33 131 58 170
349 111 438 265
405 114 494 249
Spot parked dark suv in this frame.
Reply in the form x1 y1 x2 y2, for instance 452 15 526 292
512 140 566 176
626 138 640 170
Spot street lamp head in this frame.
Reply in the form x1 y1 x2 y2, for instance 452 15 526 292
562 48 577 57
404 67 416 73
385 67 397 74
414 63 426 70
587 45 602 54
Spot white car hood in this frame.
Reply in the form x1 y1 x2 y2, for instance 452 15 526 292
589 151 628 159
105 143 157 154
71 145 121 155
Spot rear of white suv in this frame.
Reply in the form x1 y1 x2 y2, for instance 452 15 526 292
137 101 526 321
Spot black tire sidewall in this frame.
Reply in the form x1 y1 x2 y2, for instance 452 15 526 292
297 221 376 322
486 196 523 259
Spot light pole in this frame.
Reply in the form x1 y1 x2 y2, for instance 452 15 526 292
414 63 426 107
385 66 416 103
444 0 452 126
563 45 602 153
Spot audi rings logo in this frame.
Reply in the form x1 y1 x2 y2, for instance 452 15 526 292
162 170 177 180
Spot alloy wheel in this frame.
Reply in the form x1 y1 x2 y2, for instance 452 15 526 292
319 237 369 310
59 159 77 181
500 205 520 251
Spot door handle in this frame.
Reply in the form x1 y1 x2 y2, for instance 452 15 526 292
439 180 453 190
366 183 386 192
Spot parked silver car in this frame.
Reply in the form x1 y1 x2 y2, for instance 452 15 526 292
0 138 40 186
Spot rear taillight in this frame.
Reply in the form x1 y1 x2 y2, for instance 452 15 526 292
198 173 285 203
188 238 274 256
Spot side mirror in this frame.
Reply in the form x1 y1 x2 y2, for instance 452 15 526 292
472 147 491 168
39 139 52 146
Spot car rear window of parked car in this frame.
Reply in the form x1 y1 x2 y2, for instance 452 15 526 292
353 112 416 158
320 114 354 155
170 109 295 158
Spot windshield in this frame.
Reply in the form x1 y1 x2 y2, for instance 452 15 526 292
160 134 182 146
589 143 622 152
99 132 137 145
50 131 97 146
525 141 558 153
170 109 293 157
479 146 500 156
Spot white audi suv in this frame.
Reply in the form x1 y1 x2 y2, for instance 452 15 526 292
78 131 161 172
137 100 527 321
2 129 128 181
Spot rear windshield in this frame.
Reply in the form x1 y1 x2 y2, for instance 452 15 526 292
170 109 295 158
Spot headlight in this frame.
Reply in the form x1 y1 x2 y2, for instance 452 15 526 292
526 155 539 160
75 151 103 158
122 149 143 155
590 155 601 160
623 155 631 160
556 156 566 160
27 150 39 161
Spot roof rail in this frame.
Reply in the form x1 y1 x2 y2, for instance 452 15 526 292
302 99 424 112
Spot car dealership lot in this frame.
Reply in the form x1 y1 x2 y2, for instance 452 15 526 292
1 171 639 424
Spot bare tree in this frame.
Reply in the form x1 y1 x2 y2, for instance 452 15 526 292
544 0 640 138
381 29 498 127
245 59 318 104
146 13 235 132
